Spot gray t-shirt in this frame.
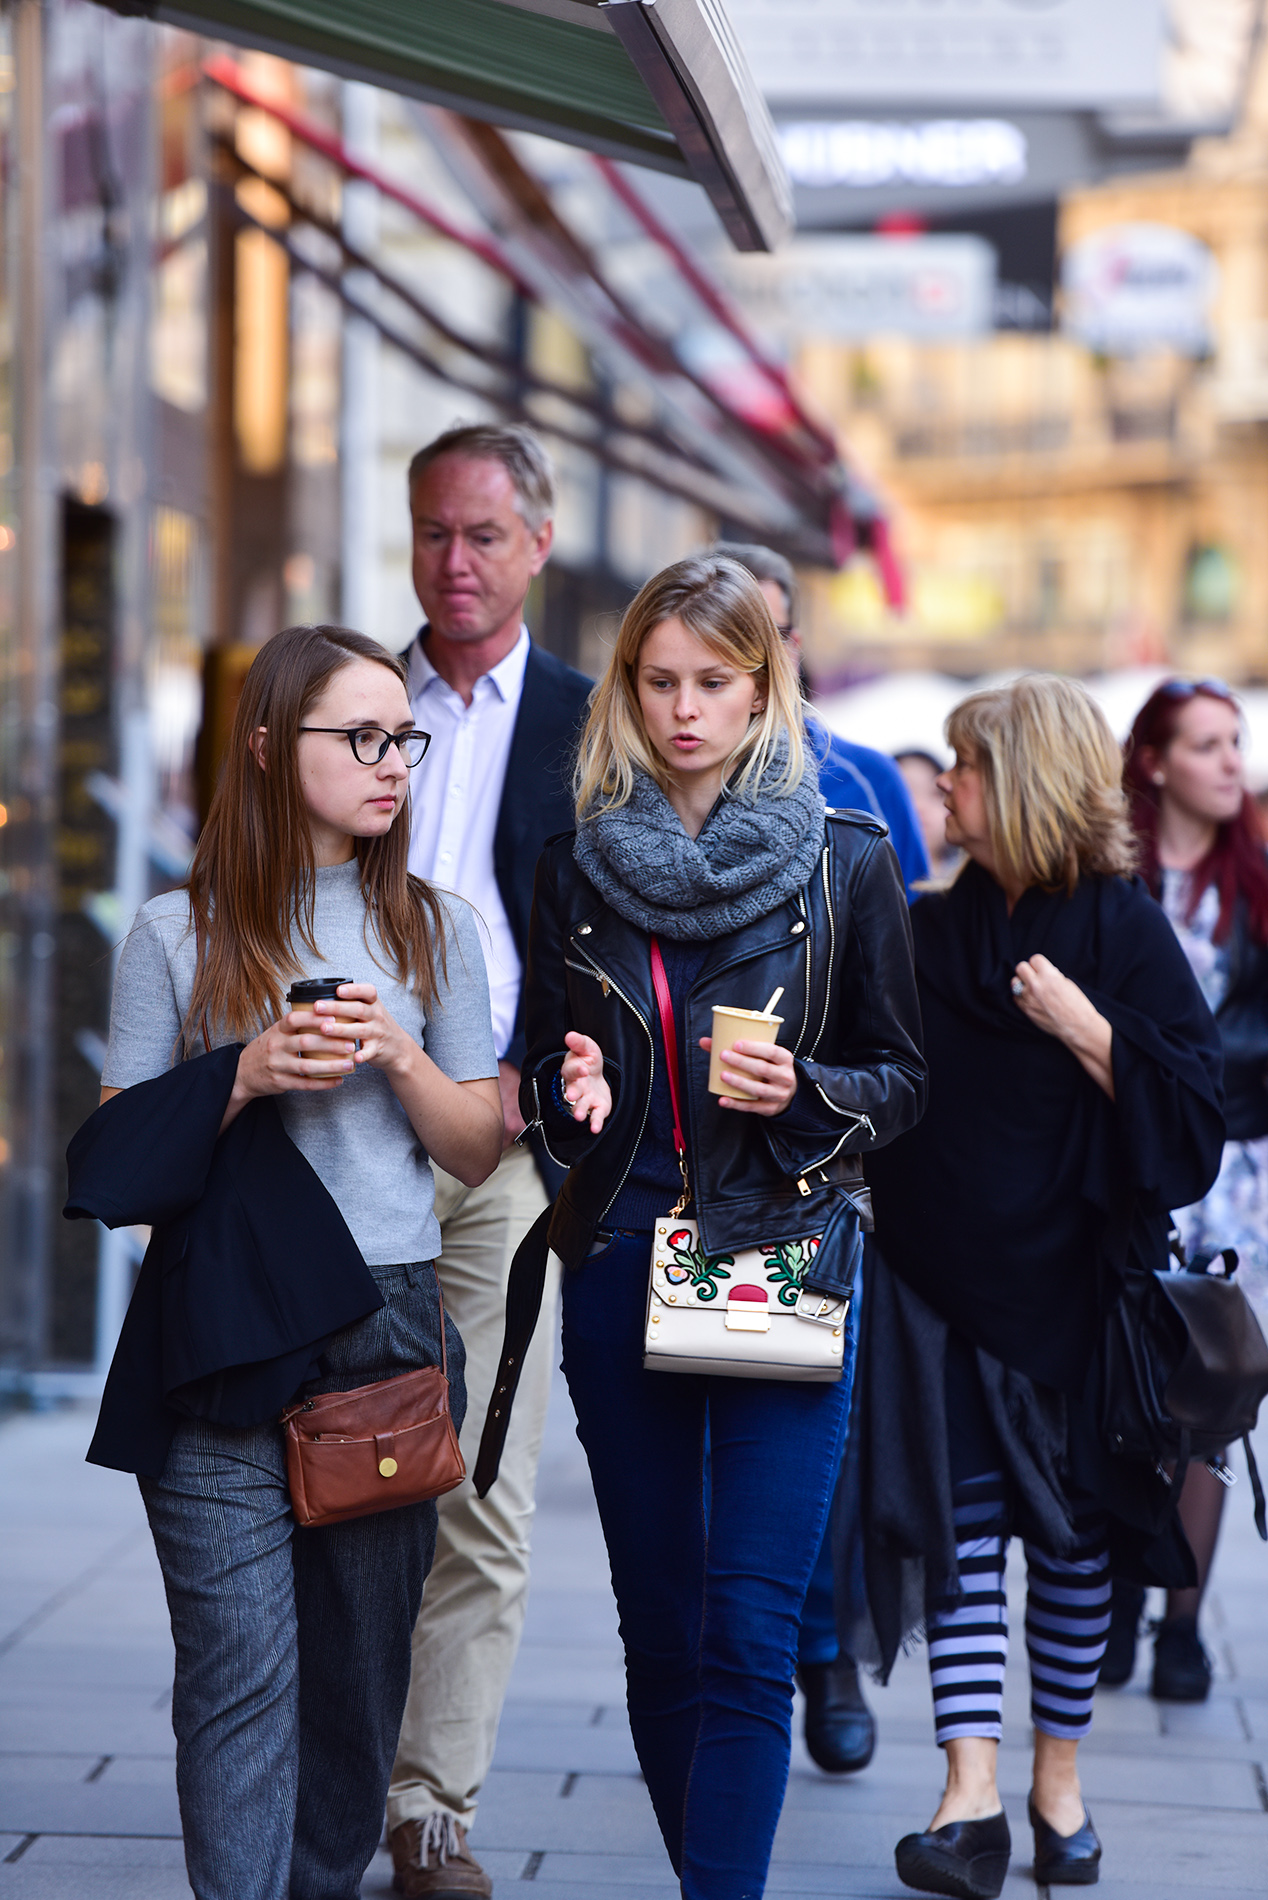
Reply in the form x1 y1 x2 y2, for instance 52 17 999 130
102 858 498 1265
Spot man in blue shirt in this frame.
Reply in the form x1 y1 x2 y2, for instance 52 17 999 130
710 542 924 1780
708 544 928 897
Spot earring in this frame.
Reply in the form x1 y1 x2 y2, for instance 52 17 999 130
1153 772 1165 786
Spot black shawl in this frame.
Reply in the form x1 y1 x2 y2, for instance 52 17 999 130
866 863 1225 1392
847 866 1225 1679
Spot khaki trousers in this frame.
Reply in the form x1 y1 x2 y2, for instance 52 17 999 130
386 1141 559 1834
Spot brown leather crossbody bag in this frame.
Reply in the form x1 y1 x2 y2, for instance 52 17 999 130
281 1263 465 1528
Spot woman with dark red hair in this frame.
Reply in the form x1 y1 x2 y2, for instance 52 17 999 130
1110 677 1268 1701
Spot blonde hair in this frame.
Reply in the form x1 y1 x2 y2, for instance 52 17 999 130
573 554 806 816
945 674 1136 892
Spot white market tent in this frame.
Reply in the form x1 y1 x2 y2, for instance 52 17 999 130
817 668 1268 792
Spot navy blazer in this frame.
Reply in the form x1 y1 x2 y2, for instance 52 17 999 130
67 1044 384 1478
408 632 592 1072
410 634 591 1191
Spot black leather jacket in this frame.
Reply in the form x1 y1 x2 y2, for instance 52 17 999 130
519 810 927 1272
1216 900 1268 1140
472 809 927 1496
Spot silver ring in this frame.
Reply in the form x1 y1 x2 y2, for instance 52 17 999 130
1010 976 1025 997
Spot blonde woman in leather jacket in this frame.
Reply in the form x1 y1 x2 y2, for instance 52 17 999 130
484 555 924 1900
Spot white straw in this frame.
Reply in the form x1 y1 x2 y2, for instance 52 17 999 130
762 986 784 1016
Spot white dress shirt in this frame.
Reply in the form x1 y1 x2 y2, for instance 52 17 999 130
406 626 530 1062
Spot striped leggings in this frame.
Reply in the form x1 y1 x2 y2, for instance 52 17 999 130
926 1471 1112 1746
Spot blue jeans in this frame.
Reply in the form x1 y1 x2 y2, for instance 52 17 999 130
140 1262 464 1900
562 1231 853 1900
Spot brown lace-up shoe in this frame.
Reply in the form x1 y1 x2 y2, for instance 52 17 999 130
389 1815 493 1899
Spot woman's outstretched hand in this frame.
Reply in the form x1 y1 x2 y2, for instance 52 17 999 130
699 1036 797 1116
560 1030 613 1133
1011 953 1115 1099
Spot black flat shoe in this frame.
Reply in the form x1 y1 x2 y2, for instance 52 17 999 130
798 1655 876 1773
1028 1794 1101 1885
1151 1614 1212 1702
894 1811 1011 1899
1098 1579 1145 1687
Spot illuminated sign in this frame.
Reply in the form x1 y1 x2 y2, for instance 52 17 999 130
779 120 1027 190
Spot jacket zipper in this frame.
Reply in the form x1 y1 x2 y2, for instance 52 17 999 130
795 1105 877 1193
564 955 609 996
806 845 834 1060
523 940 656 1217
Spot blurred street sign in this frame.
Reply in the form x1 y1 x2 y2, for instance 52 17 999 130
780 120 1028 192
725 0 1166 110
725 236 997 341
777 109 1200 227
1062 222 1217 355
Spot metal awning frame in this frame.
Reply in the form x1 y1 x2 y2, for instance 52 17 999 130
207 58 852 556
117 0 792 249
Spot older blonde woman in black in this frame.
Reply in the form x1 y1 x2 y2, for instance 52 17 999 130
858 677 1224 1898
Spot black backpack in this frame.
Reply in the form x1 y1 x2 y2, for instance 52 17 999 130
1100 1237 1268 1538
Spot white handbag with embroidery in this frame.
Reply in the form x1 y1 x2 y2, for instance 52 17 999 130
641 939 849 1384
645 1219 849 1381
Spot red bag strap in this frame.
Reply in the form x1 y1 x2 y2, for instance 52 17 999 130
649 936 691 1217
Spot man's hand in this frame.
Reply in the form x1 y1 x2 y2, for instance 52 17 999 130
498 1059 525 1149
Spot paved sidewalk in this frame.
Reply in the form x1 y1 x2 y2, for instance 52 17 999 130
1 1364 1265 1898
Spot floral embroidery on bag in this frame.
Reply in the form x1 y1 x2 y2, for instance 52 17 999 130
664 1226 734 1301
762 1236 820 1307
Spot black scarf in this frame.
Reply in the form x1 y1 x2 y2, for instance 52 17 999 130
866 861 1225 1391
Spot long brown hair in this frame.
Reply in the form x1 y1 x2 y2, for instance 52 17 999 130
182 624 446 1049
1124 679 1268 945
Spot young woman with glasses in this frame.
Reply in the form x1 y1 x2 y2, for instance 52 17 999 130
1103 678 1268 1701
94 624 503 1900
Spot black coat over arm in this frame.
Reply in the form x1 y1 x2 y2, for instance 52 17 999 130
67 1045 383 1478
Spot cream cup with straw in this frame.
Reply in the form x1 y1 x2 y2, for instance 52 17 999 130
708 986 784 1099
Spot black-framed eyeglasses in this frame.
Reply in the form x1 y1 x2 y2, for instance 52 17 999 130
298 725 433 767
1157 677 1236 704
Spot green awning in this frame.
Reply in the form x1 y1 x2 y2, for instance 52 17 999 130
132 0 791 249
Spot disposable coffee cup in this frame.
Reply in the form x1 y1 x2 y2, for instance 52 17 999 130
708 1005 783 1099
287 977 355 1057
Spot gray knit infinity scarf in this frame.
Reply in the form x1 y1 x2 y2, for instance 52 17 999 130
573 762 826 941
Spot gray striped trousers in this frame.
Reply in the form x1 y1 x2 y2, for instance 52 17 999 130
926 1471 1112 1745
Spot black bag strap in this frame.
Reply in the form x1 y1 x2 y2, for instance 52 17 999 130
1243 1433 1268 1542
473 1204 553 1497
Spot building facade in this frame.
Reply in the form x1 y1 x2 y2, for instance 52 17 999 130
794 41 1268 688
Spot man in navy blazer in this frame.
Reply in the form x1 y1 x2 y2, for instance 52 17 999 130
389 425 591 1898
